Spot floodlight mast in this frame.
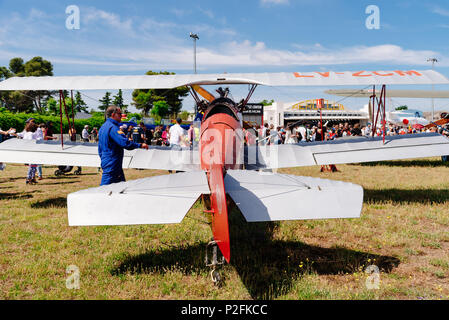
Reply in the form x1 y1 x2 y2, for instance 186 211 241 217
190 32 199 74
427 58 438 121
190 32 200 115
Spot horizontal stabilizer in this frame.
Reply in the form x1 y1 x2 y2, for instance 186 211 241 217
67 171 210 226
0 139 200 171
224 170 363 222
245 133 449 169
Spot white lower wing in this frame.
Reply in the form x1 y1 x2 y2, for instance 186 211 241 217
224 170 363 222
68 171 210 226
0 139 200 171
245 133 449 169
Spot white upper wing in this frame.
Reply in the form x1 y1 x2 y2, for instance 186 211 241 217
0 70 448 90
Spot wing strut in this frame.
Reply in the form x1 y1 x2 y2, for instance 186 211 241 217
370 84 387 144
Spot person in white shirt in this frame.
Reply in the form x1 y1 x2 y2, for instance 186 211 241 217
168 118 186 174
297 125 307 142
35 124 45 179
168 118 186 148
22 122 40 184
82 125 90 142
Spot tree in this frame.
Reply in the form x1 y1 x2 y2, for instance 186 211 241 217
74 91 89 113
47 96 77 118
395 105 408 111
150 100 170 122
9 58 24 75
98 92 112 111
112 89 128 112
132 71 189 117
260 99 274 106
23 57 54 113
0 67 13 109
179 110 190 121
1 56 54 114
0 66 12 80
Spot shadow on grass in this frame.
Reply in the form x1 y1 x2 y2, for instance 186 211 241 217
43 176 83 180
0 176 26 183
38 181 79 186
364 188 449 205
0 191 33 200
110 205 400 299
358 159 449 167
30 196 67 208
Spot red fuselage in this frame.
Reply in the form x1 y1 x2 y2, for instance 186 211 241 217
199 98 244 262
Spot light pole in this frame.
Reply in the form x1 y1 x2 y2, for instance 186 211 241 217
427 58 438 121
190 32 199 74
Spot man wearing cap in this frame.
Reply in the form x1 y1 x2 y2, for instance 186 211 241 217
98 105 149 186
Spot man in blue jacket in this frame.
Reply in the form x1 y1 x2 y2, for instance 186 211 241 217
98 105 149 185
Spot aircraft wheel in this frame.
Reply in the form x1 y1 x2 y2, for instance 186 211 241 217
54 170 63 176
74 169 82 175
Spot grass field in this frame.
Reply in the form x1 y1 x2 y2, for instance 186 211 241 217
0 159 448 300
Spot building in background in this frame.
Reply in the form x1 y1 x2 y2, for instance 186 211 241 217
263 99 369 127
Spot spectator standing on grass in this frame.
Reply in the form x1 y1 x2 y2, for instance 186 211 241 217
169 118 186 149
162 126 170 146
91 127 99 142
98 105 148 186
23 122 39 184
82 125 90 142
35 123 45 180
68 127 82 174
44 121 57 141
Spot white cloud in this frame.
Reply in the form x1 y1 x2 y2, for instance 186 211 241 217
432 6 449 17
260 0 290 5
198 8 214 19
191 41 445 68
82 7 134 34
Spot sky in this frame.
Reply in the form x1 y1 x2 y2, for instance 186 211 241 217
0 0 449 113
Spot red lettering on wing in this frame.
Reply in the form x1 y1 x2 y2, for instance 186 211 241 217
373 71 394 76
352 71 372 77
293 72 314 78
394 70 422 76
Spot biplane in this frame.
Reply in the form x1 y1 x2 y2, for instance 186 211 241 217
1 69 449 272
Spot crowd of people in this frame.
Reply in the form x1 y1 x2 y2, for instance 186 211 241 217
242 121 449 146
0 117 59 183
116 120 199 148
1 114 449 184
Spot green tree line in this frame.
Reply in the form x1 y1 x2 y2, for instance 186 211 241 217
1 57 190 119
0 108 105 134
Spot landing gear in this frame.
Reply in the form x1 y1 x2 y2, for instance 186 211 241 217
205 240 225 286
74 167 82 175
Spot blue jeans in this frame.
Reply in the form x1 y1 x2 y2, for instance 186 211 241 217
100 170 126 186
27 165 37 180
